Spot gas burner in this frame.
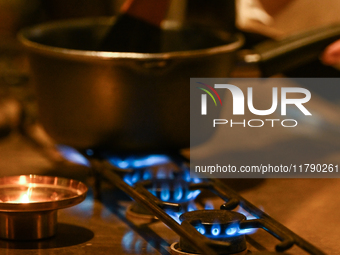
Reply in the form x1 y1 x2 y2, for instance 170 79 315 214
125 203 158 225
98 154 202 225
108 155 170 169
105 155 196 186
170 210 248 255
121 166 178 186
147 179 201 203
90 155 327 255
126 179 202 224
179 210 247 239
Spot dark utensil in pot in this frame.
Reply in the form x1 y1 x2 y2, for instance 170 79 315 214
17 18 340 154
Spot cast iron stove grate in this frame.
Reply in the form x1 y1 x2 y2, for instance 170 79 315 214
88 154 326 255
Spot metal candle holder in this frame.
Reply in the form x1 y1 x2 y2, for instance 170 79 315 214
0 175 87 240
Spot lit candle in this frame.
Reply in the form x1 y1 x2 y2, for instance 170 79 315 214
4 186 35 203
17 186 34 203
0 175 88 240
18 193 30 203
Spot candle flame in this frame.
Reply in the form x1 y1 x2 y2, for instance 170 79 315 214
2 184 35 203
17 185 33 203
19 193 30 203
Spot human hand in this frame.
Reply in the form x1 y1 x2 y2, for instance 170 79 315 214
321 39 340 65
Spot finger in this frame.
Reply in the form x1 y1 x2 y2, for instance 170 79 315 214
321 39 340 65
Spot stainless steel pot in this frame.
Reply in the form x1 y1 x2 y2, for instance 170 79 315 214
18 18 340 154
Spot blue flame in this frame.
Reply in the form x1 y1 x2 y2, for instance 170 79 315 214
123 168 193 186
204 201 214 210
188 202 198 212
131 172 141 184
166 201 199 224
122 168 154 186
160 183 171 201
149 188 156 197
226 226 237 236
195 223 242 238
57 145 90 167
193 178 201 183
186 190 201 200
109 155 169 169
174 183 183 201
143 169 152 180
112 157 202 188
178 169 201 183
123 175 133 186
148 182 201 203
166 201 200 224
182 169 201 183
238 228 257 235
236 207 258 220
196 226 206 235
211 224 221 236
118 161 129 169
122 168 202 187
183 170 191 182
166 210 182 224
194 219 258 238
233 207 262 235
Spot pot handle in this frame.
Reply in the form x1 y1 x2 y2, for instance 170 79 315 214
244 23 340 77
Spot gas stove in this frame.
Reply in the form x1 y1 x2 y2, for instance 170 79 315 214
1 139 339 255
85 153 330 255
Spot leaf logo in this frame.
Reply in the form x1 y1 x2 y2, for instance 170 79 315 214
197 82 222 115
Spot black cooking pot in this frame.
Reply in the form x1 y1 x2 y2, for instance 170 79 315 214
17 18 340 154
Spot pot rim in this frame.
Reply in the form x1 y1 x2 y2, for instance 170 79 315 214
18 17 244 61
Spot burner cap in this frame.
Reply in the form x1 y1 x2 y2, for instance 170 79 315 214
125 203 158 225
179 210 246 223
178 210 247 254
